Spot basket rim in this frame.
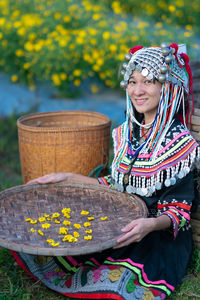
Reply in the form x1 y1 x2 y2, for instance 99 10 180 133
17 111 111 132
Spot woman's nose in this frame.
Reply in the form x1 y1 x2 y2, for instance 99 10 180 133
133 84 145 96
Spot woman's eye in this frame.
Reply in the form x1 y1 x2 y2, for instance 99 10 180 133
145 80 152 84
128 81 135 85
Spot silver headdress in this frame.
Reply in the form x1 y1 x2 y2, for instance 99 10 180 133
120 43 190 95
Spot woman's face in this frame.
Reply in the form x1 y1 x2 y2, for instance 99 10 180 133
127 71 162 124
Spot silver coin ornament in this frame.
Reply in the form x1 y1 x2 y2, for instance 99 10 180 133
129 62 135 70
135 64 142 72
125 53 132 61
162 47 170 57
120 69 125 76
141 68 149 77
158 74 166 83
160 65 168 74
120 80 127 89
124 73 130 81
146 73 153 80
160 42 169 49
165 54 173 64
122 62 128 70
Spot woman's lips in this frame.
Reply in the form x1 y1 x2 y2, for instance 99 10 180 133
135 98 148 105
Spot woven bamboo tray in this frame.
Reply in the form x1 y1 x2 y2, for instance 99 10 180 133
0 183 148 256
17 111 111 183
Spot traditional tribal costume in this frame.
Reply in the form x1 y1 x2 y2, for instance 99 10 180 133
13 43 200 299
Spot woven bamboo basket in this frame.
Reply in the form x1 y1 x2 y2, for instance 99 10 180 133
189 61 200 248
0 182 148 256
17 111 111 183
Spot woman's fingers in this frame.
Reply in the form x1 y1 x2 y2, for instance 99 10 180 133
26 173 68 184
114 218 150 249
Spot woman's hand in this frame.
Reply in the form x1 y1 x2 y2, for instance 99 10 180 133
114 218 155 249
26 172 99 185
114 214 171 249
26 172 72 184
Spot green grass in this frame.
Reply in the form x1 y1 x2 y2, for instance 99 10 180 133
0 114 200 299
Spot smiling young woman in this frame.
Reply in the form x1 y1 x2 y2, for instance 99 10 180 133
12 43 200 300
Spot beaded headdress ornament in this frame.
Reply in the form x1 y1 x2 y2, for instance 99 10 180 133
111 43 197 196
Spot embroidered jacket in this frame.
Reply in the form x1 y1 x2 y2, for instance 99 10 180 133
98 118 200 239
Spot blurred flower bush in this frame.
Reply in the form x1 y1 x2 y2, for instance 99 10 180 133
0 0 199 96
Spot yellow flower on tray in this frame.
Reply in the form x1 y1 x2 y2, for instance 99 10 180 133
46 239 54 244
25 218 31 222
62 208 71 214
88 216 94 221
73 231 80 238
52 212 60 218
84 235 92 240
100 217 108 221
51 242 60 247
80 210 89 215
44 214 50 217
38 230 44 236
74 224 81 229
41 223 51 229
83 222 91 227
63 213 71 219
54 219 61 224
39 217 46 223
63 220 71 226
59 227 68 235
85 229 92 234
30 219 37 224
63 235 78 243
30 228 37 233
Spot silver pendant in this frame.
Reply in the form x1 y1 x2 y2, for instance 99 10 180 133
141 187 148 196
126 185 135 194
164 179 171 187
155 182 162 190
178 170 185 179
170 177 176 185
148 186 155 195
114 182 124 192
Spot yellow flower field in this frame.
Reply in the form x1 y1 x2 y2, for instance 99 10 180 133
0 0 199 96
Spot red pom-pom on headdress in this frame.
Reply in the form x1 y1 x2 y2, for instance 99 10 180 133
180 52 194 127
129 45 143 54
169 43 178 55
180 52 193 95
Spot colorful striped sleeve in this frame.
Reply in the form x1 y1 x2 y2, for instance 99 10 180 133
97 175 114 187
156 172 195 239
